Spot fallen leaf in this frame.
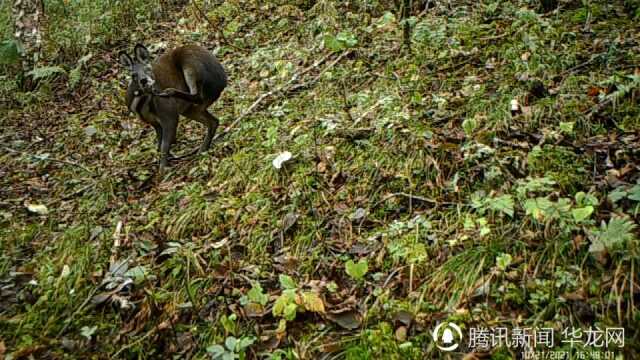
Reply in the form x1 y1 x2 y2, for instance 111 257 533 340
300 291 325 313
244 302 265 317
281 212 298 233
25 203 48 215
392 310 414 327
84 126 97 137
395 326 407 341
351 208 367 221
272 151 293 169
326 310 361 330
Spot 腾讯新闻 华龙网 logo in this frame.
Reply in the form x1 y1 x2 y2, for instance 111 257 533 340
433 322 463 352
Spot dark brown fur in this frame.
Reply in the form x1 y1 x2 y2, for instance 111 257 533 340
119 44 227 171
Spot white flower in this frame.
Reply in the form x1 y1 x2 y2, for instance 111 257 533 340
272 151 293 169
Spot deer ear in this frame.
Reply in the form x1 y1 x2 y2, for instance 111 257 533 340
118 51 133 68
134 44 151 64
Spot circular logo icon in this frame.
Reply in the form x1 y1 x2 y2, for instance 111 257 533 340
432 322 463 351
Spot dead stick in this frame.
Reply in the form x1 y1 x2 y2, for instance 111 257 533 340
372 192 460 209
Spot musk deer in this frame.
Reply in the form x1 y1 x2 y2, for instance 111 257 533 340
118 44 227 171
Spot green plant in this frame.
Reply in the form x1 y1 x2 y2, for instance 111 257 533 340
0 39 21 66
588 215 637 255
471 192 515 218
495 253 512 271
324 31 358 52
207 336 256 360
345 259 369 280
272 274 325 322
240 282 269 307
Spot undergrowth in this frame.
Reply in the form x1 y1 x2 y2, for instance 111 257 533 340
1 0 639 359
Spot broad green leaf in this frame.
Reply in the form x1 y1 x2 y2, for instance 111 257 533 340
336 31 358 47
627 184 640 201
462 117 477 136
345 259 368 280
463 216 475 230
496 253 512 271
284 303 297 321
247 282 268 306
490 194 515 217
80 325 97 339
324 35 343 52
279 274 297 290
124 266 147 283
225 336 237 351
237 336 255 350
608 188 628 203
590 216 637 250
575 191 598 206
376 12 396 28
571 206 593 222
273 289 298 320
559 122 574 134
206 345 225 356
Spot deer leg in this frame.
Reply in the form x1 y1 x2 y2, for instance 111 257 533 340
156 68 203 103
184 107 219 153
152 123 163 152
158 114 178 172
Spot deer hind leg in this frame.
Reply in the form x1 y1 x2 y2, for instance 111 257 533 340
185 106 219 153
157 68 203 103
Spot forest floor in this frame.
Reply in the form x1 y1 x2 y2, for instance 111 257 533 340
1 0 640 359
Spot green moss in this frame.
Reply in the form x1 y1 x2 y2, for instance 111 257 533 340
527 145 590 191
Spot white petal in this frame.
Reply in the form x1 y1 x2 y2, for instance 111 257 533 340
272 151 293 169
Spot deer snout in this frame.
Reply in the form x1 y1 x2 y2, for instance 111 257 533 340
139 77 155 89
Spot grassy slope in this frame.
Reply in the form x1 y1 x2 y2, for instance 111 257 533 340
1 0 640 358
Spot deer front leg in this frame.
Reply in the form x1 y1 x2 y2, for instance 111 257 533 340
158 115 178 173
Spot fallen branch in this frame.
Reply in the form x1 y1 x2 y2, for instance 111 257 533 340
372 192 460 209
560 53 605 77
47 182 95 207
213 51 350 142
111 327 158 359
57 286 99 336
584 96 615 119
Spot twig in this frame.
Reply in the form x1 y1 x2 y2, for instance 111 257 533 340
57 286 99 336
584 96 615 118
47 182 95 206
340 78 354 122
353 99 383 126
3 146 93 174
111 327 158 359
288 51 351 92
372 192 459 209
213 51 349 142
191 0 246 52
560 53 604 76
